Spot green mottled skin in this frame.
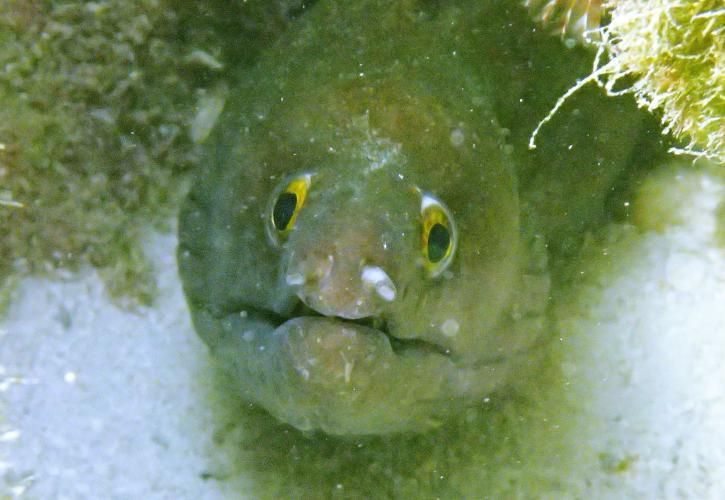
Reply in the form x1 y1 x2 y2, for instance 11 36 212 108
179 0 643 435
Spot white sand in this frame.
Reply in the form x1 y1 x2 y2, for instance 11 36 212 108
557 166 725 497
1 165 723 498
0 232 235 499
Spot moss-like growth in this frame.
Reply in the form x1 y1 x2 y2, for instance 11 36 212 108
528 0 724 165
0 0 197 305
598 0 724 164
0 0 305 305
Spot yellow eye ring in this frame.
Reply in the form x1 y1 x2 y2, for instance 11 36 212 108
420 192 457 277
266 173 312 246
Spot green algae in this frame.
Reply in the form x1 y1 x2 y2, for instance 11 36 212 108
529 0 724 165
597 0 724 165
0 0 305 306
0 0 192 305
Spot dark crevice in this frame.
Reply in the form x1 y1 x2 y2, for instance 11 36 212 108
387 336 449 356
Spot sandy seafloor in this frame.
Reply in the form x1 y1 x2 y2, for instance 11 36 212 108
1 164 724 498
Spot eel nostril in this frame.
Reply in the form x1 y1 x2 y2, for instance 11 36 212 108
286 253 334 287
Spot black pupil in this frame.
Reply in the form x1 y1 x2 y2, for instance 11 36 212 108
427 223 450 263
273 192 298 230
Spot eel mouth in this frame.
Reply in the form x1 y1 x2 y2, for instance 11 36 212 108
247 300 449 357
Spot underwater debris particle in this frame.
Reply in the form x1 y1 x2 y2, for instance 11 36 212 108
0 199 24 209
191 85 228 144
64 371 77 384
343 356 354 384
449 128 465 147
0 429 20 442
184 49 224 71
441 318 460 337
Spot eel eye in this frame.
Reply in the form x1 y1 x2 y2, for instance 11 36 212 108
420 192 457 277
267 173 312 246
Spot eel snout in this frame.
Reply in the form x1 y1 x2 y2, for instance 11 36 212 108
284 247 398 320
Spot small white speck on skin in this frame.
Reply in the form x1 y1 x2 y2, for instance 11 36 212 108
441 318 460 337
64 371 76 384
342 354 354 384
242 331 255 342
285 272 306 286
449 128 465 147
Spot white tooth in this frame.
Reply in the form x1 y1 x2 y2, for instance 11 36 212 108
285 272 305 286
361 265 396 302
361 265 389 286
375 284 396 302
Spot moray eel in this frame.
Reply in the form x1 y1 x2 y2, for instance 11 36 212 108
178 0 643 435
